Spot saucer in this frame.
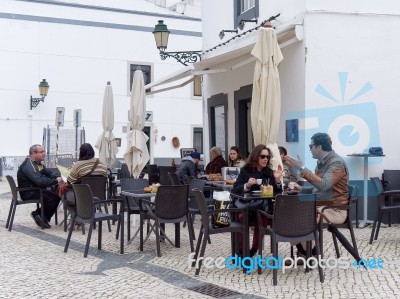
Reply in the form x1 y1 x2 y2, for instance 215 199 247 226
286 190 298 195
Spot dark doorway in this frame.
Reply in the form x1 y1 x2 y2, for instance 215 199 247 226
207 93 228 159
235 84 253 158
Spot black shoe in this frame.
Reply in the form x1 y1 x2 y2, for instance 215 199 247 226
311 246 318 256
44 219 52 228
30 212 50 228
296 243 307 255
30 212 41 227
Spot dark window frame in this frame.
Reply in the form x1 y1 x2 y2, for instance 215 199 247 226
234 0 259 28
129 63 152 94
207 93 228 160
193 127 203 154
234 84 253 158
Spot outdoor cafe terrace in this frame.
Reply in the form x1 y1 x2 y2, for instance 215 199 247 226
0 179 399 298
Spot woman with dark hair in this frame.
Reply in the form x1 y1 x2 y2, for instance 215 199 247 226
67 143 107 184
62 143 108 210
232 144 283 257
228 146 245 168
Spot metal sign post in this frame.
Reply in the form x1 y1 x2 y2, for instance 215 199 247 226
73 109 82 160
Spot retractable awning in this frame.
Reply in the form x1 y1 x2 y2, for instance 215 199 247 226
145 22 303 95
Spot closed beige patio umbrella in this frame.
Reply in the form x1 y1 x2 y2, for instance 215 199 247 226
95 81 118 168
250 25 283 170
124 70 150 178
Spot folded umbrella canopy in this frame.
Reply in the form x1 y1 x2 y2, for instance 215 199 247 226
95 82 118 168
250 25 283 170
124 70 150 178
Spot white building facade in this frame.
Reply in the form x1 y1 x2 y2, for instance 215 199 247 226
187 0 400 179
0 0 203 170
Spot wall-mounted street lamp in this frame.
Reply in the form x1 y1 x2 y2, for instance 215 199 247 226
30 79 50 110
152 20 201 66
238 19 258 30
219 29 238 39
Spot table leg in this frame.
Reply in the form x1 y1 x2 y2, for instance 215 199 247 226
358 156 376 228
244 203 250 257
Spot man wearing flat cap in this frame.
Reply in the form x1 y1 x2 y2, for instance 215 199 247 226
176 151 202 184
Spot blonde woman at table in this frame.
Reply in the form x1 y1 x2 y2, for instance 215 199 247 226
232 144 283 257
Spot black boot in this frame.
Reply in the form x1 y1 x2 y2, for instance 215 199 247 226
295 243 306 256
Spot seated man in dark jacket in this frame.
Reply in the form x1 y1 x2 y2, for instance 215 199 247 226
176 152 202 184
17 144 63 228
205 147 227 175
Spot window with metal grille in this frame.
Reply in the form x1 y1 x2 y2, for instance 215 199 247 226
193 127 203 154
234 0 259 28
240 0 255 13
129 63 152 93
193 75 202 97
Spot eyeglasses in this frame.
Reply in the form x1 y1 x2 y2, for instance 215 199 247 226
259 155 270 159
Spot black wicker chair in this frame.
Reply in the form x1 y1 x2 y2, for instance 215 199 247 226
64 184 124 257
158 166 176 186
318 185 359 258
187 179 213 241
257 194 323 286
382 170 400 226
119 164 131 179
146 164 160 185
191 189 245 275
139 185 194 257
168 172 181 185
117 178 149 242
62 176 110 233
369 177 400 244
5 175 46 230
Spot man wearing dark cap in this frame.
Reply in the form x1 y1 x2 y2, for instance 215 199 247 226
176 151 202 184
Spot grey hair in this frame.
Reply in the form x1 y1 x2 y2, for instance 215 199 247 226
29 144 41 155
210 147 222 156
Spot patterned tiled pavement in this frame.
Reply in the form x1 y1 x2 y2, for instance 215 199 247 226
0 180 399 298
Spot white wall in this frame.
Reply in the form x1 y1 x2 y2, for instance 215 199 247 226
298 12 400 179
0 0 202 160
200 0 400 180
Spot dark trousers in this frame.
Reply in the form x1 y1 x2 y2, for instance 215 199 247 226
239 211 269 253
34 190 61 222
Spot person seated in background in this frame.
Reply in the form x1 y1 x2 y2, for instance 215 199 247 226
176 151 202 184
17 144 64 228
205 147 227 175
232 144 283 257
278 146 299 187
228 146 246 168
62 143 108 207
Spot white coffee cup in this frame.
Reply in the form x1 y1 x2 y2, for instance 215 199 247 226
256 179 262 185
288 181 295 190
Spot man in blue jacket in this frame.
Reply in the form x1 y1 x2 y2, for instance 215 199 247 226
176 152 202 184
17 144 64 228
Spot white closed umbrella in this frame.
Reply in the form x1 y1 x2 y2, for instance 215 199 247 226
95 81 118 168
124 70 150 178
250 25 283 170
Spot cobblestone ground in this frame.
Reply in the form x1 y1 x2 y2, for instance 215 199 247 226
0 187 399 298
